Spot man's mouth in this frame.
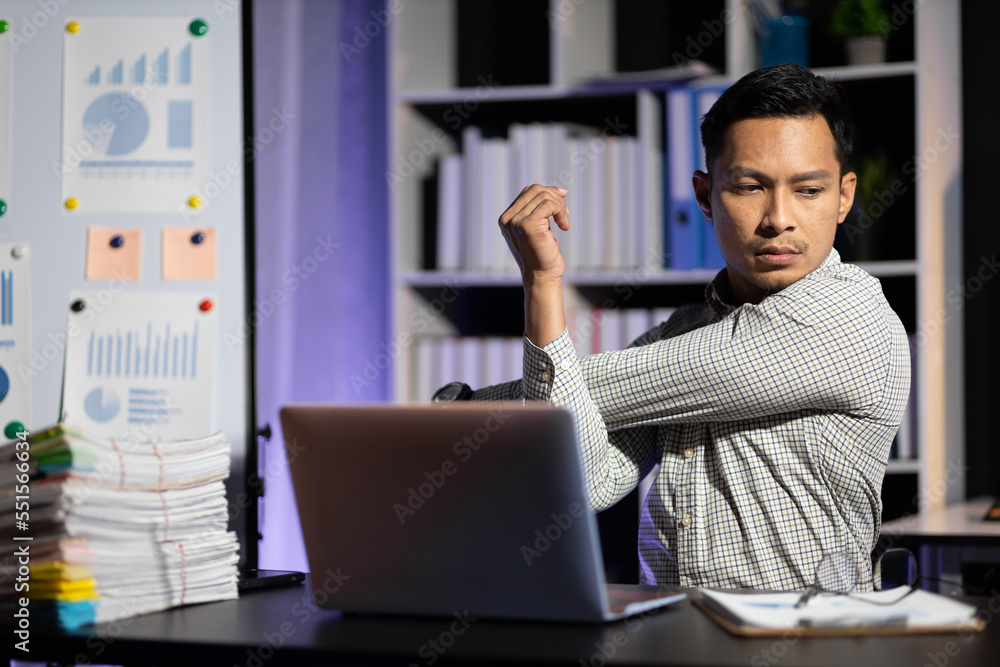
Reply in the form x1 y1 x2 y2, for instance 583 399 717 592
754 246 801 265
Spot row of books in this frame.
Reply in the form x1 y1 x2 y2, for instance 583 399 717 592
411 307 675 400
431 84 751 273
665 84 727 270
0 425 239 630
436 91 664 274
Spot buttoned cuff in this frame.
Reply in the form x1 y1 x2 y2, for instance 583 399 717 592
522 328 583 403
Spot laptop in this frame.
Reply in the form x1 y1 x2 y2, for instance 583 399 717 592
279 403 686 622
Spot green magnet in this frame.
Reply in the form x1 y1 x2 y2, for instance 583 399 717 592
0 21 10 34
4 421 25 440
189 19 208 36
0 200 7 217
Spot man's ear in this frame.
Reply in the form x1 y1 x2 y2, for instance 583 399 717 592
837 171 857 224
693 170 713 220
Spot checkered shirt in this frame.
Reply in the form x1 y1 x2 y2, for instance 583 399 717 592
471 249 910 591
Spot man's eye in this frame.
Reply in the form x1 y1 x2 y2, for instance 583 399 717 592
734 184 761 193
800 188 823 196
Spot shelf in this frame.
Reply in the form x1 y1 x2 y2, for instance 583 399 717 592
397 62 919 106
810 61 918 82
852 261 919 277
402 269 718 289
402 262 916 290
390 0 964 514
886 460 921 474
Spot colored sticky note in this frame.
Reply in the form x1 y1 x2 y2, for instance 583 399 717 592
85 227 141 280
162 227 216 279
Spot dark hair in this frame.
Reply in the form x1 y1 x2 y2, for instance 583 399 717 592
700 63 855 178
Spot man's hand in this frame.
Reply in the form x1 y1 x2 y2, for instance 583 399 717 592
498 184 569 348
498 184 570 283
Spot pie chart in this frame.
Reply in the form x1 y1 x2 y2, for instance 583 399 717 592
84 387 120 422
82 92 150 156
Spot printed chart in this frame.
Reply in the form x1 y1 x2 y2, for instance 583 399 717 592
63 291 216 440
61 17 209 214
0 244 30 437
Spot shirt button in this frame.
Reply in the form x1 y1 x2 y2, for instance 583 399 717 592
684 448 694 459
540 371 552 382
558 360 572 371
681 516 692 528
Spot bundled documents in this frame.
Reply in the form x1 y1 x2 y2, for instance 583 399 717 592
0 424 239 630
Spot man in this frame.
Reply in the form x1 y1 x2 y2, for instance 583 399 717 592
469 64 910 591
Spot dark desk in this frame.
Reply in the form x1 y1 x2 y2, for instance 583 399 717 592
881 496 1000 593
9 583 1000 666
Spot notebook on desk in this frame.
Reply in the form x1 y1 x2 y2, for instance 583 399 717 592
279 403 686 622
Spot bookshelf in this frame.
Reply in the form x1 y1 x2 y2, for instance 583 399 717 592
386 0 963 520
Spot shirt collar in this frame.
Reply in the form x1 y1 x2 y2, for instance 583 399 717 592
704 248 843 318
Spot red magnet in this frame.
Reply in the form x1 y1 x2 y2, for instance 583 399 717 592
199 299 214 312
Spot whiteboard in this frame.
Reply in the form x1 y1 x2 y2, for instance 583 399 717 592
0 0 256 565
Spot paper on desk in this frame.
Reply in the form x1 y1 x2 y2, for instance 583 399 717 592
700 588 980 630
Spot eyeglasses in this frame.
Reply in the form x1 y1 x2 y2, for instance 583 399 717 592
794 549 922 608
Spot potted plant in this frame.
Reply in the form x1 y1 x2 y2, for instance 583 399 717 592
830 0 890 65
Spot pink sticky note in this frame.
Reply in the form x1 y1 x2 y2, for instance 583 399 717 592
86 227 142 280
162 227 217 280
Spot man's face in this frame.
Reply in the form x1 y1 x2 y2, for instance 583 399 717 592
693 115 856 305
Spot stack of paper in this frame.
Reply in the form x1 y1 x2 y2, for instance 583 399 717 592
0 424 239 630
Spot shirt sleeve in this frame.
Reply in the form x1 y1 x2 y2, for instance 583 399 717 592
577 275 896 430
523 331 661 510
521 273 902 509
469 379 522 401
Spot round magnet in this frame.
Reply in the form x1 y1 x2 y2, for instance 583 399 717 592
199 299 214 313
66 21 81 34
70 299 86 313
191 231 206 245
189 19 208 36
187 195 203 209
65 197 79 210
0 199 6 216
10 245 26 259
0 21 9 34
4 421 25 440
110 235 125 248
